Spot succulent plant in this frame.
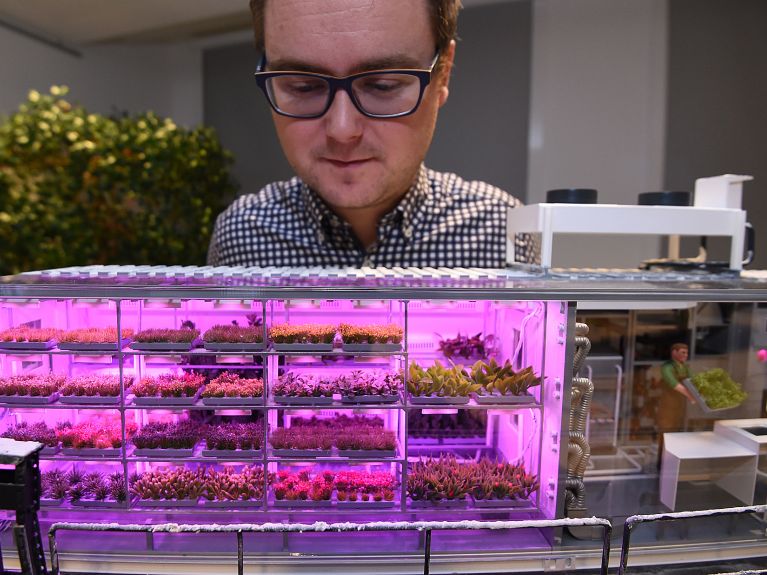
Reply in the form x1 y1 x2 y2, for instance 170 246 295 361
335 428 397 451
130 372 205 398
406 361 481 397
437 332 496 360
202 372 263 398
470 359 542 396
131 467 207 501
1 421 58 446
268 323 336 344
132 420 202 450
339 323 403 344
202 466 264 502
407 456 473 502
467 458 539 501
205 422 263 451
270 468 334 502
55 417 131 449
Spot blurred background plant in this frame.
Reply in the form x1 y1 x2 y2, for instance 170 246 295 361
0 86 238 275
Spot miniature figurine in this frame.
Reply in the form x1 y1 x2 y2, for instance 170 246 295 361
660 343 696 403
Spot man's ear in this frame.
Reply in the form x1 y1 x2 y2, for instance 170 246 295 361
437 39 456 107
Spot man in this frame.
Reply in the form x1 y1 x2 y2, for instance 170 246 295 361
207 0 532 267
660 343 696 404
656 342 695 459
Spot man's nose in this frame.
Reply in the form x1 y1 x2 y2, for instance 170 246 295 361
324 88 364 142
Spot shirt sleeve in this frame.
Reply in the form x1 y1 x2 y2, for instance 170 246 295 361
660 361 681 390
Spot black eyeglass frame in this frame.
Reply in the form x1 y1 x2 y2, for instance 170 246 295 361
254 52 440 119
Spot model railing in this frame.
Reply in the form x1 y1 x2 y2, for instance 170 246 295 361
49 516 613 575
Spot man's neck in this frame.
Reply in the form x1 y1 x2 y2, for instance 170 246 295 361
333 202 396 249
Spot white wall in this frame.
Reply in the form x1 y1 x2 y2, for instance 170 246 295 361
0 25 203 127
527 0 668 268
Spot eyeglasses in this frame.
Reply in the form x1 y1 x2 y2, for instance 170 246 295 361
254 53 440 119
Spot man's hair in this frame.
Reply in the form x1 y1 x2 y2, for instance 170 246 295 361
248 0 462 55
670 343 689 354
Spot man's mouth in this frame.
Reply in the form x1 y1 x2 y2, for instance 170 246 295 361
323 158 373 169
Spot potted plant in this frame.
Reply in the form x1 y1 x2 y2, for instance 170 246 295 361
58 327 134 351
131 420 203 457
202 324 265 352
202 422 263 457
334 470 397 508
129 372 206 406
339 323 403 352
272 372 336 405
59 374 128 405
271 469 334 508
201 466 264 507
131 467 207 507
201 372 263 406
131 327 200 352
437 332 496 362
406 361 480 405
1 421 59 454
468 458 539 508
407 456 473 508
0 327 62 351
470 359 541 404
337 370 400 404
56 417 130 457
269 427 334 457
41 469 70 505
0 373 65 404
335 426 397 458
269 323 336 352
70 471 127 508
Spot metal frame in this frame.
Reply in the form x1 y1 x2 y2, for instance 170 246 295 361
49 517 613 575
618 505 767 574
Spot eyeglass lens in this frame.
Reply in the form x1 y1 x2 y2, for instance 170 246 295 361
266 73 422 117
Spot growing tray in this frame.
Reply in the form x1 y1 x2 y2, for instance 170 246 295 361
61 447 121 457
131 389 203 406
0 340 57 351
471 497 532 509
272 499 333 509
40 445 60 456
271 448 332 458
408 497 470 510
58 338 132 352
473 393 536 405
202 499 263 508
71 498 124 509
341 343 402 353
409 395 470 406
272 343 334 352
336 500 396 509
273 396 334 406
682 379 744 414
203 342 266 352
201 448 262 458
59 395 121 405
337 449 397 459
40 498 64 507
340 394 399 404
133 447 196 458
0 393 59 405
133 498 200 508
130 342 197 352
201 396 263 407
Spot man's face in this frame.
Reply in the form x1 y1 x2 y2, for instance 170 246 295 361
263 0 453 212
671 346 689 363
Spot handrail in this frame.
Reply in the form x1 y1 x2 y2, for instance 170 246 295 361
49 516 613 575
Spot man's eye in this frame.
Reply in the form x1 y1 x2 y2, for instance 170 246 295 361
359 78 404 94
282 79 327 95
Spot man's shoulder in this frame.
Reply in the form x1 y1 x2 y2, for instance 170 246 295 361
425 168 524 209
217 177 305 222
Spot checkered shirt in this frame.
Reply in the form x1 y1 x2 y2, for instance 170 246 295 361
207 165 533 267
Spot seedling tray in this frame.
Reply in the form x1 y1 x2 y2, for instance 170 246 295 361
0 393 59 405
273 499 333 509
340 394 399 404
40 445 60 456
58 338 131 352
201 396 263 407
131 389 202 406
408 497 469 509
272 343 334 352
61 447 121 457
341 343 402 353
40 498 64 507
202 499 263 508
59 395 121 405
273 396 334 406
473 393 536 405
409 395 470 406
134 498 200 508
0 340 57 351
471 497 531 509
203 342 266 352
336 500 396 509
133 447 196 458
337 449 397 459
71 498 124 509
682 379 744 413
130 342 196 352
271 448 332 458
201 448 262 458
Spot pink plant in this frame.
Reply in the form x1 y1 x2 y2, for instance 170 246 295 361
270 469 334 501
130 372 205 398
339 323 403 344
273 372 336 398
134 327 200 343
203 324 263 344
60 374 129 397
268 323 336 344
202 372 263 398
0 374 65 396
55 417 134 449
59 327 134 344
0 327 62 343
1 421 58 447
334 470 397 502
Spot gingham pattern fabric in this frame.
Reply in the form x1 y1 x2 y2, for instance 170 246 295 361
207 165 534 267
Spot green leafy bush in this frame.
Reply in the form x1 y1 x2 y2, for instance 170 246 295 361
0 86 237 275
691 368 747 409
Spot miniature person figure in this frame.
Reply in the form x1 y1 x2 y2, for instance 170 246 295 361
660 343 696 404
656 343 695 460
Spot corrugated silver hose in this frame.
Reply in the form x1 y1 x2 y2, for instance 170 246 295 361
565 323 595 531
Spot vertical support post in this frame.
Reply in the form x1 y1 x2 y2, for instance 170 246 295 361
237 530 244 575
422 529 432 575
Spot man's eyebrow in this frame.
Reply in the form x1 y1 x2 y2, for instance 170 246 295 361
266 55 427 75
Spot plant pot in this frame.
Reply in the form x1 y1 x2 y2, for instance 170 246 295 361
408 497 469 509
0 340 57 351
203 342 266 352
201 396 263 407
341 343 402 353
336 499 396 509
409 395 469 406
202 499 263 508
272 343 334 352
336 449 397 459
272 499 333 509
58 338 132 352
201 448 262 458
0 393 60 405
130 342 196 352
340 394 399 404
61 447 121 457
271 448 332 458
473 393 536 405
59 395 121 405
71 498 124 508
133 447 196 458
133 498 200 508
273 395 334 406
131 388 203 406
471 497 532 509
